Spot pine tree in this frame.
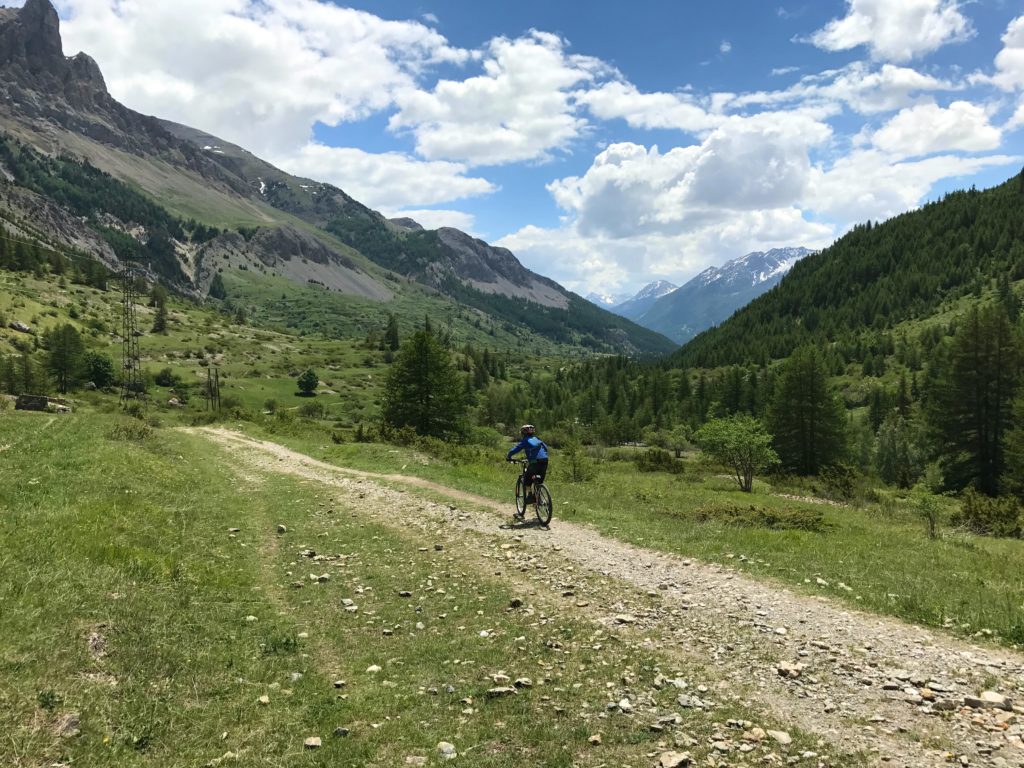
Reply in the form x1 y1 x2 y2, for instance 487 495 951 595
384 313 400 351
44 324 85 394
152 302 168 333
768 346 847 475
1000 391 1024 498
381 329 466 439
927 303 1021 495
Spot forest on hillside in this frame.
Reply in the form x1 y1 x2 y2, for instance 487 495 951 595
677 170 1024 368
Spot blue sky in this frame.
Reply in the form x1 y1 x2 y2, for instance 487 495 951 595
38 0 1024 295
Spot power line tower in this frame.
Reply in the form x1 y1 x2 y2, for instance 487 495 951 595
119 260 144 407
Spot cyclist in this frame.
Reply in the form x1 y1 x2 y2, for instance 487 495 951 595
506 424 549 509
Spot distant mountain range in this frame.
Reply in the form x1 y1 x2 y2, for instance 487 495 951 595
613 280 679 321
587 248 811 344
0 0 674 356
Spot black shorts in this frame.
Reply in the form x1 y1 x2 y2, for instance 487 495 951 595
525 459 548 485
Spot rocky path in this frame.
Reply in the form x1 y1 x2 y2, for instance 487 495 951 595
195 427 1024 767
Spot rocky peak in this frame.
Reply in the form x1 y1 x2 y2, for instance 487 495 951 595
67 52 107 92
6 0 63 73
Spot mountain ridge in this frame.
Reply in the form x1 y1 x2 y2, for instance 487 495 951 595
0 0 674 355
631 247 812 344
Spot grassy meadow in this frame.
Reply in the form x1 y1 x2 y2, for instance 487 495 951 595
0 411 850 767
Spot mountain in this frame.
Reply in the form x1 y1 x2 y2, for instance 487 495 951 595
675 173 1024 368
585 291 625 308
613 280 679 321
0 0 674 355
635 247 812 344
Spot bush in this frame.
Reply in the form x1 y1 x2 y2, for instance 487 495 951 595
263 398 278 414
952 489 1022 538
819 462 858 502
108 421 153 442
690 503 826 532
154 367 177 387
635 448 684 474
299 401 326 419
561 439 594 483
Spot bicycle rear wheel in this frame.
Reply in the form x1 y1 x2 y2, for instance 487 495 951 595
515 475 527 516
534 484 552 526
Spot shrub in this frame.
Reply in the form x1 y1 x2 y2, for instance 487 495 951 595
263 398 278 414
695 415 778 492
635 448 684 474
108 421 153 442
299 401 326 419
952 489 1022 538
154 367 177 387
819 462 858 502
690 503 826 532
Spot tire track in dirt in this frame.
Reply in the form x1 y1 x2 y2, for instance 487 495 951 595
192 427 1024 768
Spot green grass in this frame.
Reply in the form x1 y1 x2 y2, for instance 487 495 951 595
0 411 849 767
238 421 1024 649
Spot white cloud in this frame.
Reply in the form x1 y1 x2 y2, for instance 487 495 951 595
497 212 833 296
389 30 610 166
729 62 956 115
806 150 1021 223
384 209 476 232
1009 102 1024 131
809 0 972 62
575 81 721 133
720 40 732 54
56 0 469 158
771 66 800 77
422 12 439 25
278 144 495 211
993 16 1024 91
872 101 1002 157
550 113 832 240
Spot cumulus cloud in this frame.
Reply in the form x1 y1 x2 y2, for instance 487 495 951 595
389 30 610 166
806 150 1020 223
809 0 972 62
1009 103 1024 131
720 40 732 54
992 16 1024 91
871 101 1002 157
56 0 469 158
497 212 833 295
549 113 832 239
278 144 495 211
575 81 721 133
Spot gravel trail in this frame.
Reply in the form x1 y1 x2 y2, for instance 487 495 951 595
194 427 1024 767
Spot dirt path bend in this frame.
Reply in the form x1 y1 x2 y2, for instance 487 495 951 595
193 427 1024 768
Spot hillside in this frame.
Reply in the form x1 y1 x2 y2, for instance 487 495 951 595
676 173 1024 367
0 0 673 356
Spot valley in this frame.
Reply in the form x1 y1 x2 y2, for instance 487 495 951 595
2 1 1024 767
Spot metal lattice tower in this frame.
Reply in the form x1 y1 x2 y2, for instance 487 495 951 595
119 261 143 406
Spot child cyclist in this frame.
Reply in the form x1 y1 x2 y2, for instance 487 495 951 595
506 424 549 512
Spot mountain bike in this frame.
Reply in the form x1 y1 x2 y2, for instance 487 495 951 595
510 458 552 526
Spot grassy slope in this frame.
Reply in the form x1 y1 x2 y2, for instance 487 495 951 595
0 411 841 767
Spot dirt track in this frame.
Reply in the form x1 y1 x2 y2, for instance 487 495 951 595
194 426 1024 768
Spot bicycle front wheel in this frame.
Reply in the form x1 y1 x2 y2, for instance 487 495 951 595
515 475 527 516
534 484 552 526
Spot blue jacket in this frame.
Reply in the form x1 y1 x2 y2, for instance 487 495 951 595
508 436 548 462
